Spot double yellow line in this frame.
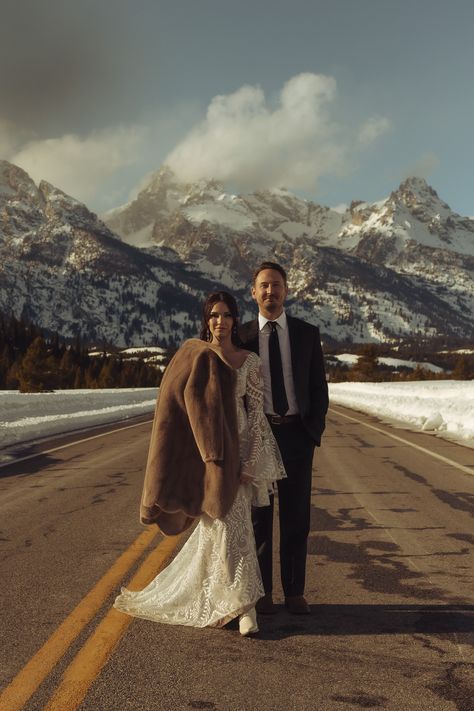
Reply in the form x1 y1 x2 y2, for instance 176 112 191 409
0 528 182 711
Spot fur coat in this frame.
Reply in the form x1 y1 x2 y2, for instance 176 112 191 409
140 338 240 535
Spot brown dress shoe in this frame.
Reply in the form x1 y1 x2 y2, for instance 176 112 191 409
255 594 277 615
284 595 311 614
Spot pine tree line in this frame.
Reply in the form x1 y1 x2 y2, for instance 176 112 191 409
0 314 163 392
327 343 474 382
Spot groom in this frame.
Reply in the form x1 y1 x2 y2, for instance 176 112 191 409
240 261 328 614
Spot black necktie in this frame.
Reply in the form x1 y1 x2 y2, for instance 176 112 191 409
269 322 289 416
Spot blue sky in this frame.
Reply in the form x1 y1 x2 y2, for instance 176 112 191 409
1 0 473 215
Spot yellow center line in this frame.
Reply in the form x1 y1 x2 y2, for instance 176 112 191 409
0 526 159 711
330 407 474 476
42 533 183 711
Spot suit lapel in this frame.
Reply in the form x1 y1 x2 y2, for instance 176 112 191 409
287 315 300 389
286 314 298 376
243 319 260 354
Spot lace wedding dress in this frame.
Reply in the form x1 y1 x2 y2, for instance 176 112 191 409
114 352 285 628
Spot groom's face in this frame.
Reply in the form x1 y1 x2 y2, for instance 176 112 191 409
251 268 288 319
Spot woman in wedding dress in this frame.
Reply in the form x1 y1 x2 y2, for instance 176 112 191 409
114 292 286 636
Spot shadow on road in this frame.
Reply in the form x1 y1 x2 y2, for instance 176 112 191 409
254 605 474 640
0 449 62 477
256 604 474 639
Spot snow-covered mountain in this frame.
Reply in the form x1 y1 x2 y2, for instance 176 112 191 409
104 167 474 343
0 159 472 347
0 162 218 347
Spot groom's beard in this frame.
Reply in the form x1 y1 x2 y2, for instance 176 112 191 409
264 300 282 315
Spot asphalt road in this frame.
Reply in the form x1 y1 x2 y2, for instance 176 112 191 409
0 407 473 711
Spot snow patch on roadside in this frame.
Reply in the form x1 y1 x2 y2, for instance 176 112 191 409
329 380 474 445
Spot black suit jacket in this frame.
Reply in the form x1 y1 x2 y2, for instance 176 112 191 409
239 315 329 446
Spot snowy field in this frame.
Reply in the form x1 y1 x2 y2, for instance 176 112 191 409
0 381 472 455
332 353 445 373
0 388 158 449
329 380 474 447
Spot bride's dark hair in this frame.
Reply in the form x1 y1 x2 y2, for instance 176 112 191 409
200 291 242 346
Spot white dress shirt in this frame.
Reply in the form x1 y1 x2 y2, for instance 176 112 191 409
257 310 299 416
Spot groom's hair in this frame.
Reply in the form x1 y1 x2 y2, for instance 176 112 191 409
252 261 287 285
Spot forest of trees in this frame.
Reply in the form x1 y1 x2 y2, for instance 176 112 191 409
1 313 471 392
0 314 164 392
326 343 474 382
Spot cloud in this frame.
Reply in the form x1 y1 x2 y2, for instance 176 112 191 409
331 203 349 214
402 152 440 180
2 74 392 210
357 116 391 146
10 125 146 203
0 119 28 157
165 73 389 194
1 100 203 211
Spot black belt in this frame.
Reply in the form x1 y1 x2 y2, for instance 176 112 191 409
266 414 300 426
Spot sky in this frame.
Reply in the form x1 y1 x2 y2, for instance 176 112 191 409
1 0 474 216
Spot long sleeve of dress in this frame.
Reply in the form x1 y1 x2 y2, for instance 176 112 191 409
243 354 286 506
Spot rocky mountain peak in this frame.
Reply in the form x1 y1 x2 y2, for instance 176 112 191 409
140 165 180 196
0 160 45 241
38 179 81 204
38 179 105 231
0 160 43 208
341 174 474 259
390 176 450 212
140 165 224 202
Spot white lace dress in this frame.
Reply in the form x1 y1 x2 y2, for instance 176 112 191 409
114 352 285 628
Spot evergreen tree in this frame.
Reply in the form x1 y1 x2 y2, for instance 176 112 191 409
350 344 380 381
58 349 75 388
0 345 13 389
17 336 51 392
452 356 472 380
73 367 84 389
408 364 429 381
97 359 120 388
6 360 20 389
0 310 166 390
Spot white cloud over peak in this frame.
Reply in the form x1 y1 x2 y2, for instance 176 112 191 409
331 203 349 214
1 74 391 209
10 125 146 203
357 116 391 146
0 119 26 157
166 73 389 193
403 152 440 180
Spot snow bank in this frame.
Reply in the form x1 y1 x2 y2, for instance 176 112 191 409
333 353 445 373
329 380 474 444
0 388 157 448
1 381 472 455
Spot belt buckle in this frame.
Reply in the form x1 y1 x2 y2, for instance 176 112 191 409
268 414 283 425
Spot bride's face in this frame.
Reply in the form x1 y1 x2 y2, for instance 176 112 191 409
208 301 234 344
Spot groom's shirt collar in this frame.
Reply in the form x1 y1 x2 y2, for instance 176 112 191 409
258 309 287 331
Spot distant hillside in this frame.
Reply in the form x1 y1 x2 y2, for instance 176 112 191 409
0 313 165 391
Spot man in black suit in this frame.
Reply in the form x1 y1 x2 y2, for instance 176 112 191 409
240 261 328 614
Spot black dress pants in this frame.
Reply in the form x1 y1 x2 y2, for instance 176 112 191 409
252 420 315 597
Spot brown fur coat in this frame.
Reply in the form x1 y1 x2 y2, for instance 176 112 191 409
140 338 240 535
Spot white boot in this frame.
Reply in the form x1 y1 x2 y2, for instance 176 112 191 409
239 607 259 636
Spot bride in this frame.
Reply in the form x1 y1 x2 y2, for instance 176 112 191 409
114 291 286 636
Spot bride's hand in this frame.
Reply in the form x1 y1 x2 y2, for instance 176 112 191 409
240 467 254 484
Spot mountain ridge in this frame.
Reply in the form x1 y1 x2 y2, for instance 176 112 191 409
1 159 472 347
